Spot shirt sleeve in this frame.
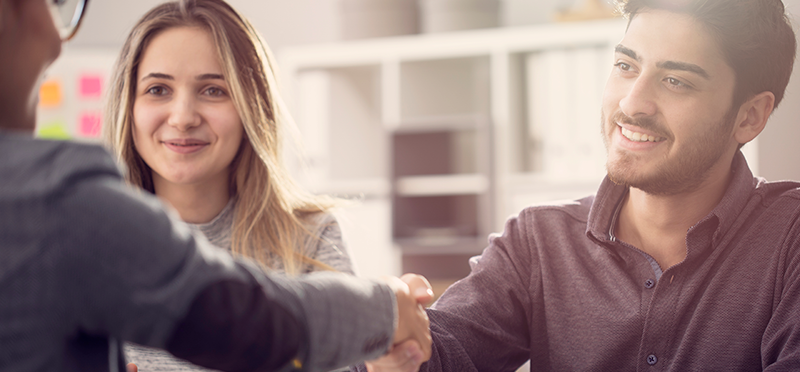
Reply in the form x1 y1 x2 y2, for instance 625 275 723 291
55 176 396 371
762 214 800 371
357 213 536 372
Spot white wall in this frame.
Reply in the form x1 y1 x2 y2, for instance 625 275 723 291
761 0 800 181
70 0 339 52
69 0 800 181
70 0 576 52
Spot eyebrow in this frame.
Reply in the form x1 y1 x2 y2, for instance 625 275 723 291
139 73 226 82
614 44 711 80
196 73 225 81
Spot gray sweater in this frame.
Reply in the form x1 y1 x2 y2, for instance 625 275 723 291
0 132 394 372
125 202 356 371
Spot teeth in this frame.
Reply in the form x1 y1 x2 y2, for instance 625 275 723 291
620 127 663 143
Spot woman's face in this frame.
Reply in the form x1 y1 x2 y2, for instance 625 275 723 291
132 26 244 191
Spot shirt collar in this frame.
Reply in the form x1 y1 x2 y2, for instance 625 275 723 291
585 151 757 250
703 150 757 247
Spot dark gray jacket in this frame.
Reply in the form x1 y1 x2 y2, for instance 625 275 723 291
0 132 395 372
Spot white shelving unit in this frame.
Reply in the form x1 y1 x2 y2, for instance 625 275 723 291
280 19 628 282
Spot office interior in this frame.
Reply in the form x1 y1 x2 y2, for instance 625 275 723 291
39 0 800 303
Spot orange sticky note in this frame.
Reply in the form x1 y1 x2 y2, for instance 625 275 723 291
39 80 62 108
79 74 103 99
78 111 102 138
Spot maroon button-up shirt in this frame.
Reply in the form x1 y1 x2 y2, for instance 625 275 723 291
387 152 800 371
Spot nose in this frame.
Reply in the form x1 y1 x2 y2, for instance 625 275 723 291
167 93 201 131
618 75 658 118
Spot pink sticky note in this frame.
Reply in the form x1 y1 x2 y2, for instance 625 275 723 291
79 74 103 99
79 112 102 138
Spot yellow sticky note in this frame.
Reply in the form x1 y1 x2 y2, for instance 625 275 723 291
37 121 71 140
39 80 63 108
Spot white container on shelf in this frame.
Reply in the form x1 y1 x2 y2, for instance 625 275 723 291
340 0 418 39
419 0 500 33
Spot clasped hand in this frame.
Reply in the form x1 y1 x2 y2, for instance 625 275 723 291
371 274 435 372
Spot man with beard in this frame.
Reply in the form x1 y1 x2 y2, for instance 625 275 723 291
355 0 800 371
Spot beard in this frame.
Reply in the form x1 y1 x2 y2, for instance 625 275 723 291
601 108 737 196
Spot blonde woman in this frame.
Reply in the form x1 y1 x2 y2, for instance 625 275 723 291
104 0 355 369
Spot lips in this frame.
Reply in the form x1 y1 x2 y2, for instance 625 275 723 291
162 138 210 154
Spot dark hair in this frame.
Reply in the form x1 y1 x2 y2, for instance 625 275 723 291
617 0 796 109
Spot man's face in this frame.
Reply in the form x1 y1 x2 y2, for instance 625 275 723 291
0 0 62 131
601 10 741 195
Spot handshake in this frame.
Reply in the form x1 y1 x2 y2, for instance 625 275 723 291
372 274 436 372
125 274 434 372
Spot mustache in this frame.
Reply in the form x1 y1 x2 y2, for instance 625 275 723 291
608 111 670 139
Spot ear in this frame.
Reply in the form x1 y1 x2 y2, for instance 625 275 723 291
732 91 775 146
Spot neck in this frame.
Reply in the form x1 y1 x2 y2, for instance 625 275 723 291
0 112 36 134
153 173 231 224
616 155 735 270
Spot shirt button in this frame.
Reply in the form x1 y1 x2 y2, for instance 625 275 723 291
644 279 655 289
647 354 658 365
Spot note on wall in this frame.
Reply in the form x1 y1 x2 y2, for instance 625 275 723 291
35 48 117 143
79 74 103 100
38 121 72 140
78 111 102 138
39 80 63 108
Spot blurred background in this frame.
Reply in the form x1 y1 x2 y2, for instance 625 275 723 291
39 0 800 305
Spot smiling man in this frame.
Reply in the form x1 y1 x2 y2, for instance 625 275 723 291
357 0 800 371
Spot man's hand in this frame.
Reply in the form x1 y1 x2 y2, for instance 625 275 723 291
366 340 425 372
400 273 434 307
371 273 434 372
126 363 138 372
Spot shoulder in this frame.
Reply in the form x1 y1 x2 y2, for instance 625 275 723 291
302 212 343 244
303 211 339 230
484 195 595 261
301 212 354 274
513 194 595 230
750 179 800 231
0 135 120 200
753 178 800 206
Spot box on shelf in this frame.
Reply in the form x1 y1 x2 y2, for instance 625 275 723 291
419 0 500 33
340 0 418 39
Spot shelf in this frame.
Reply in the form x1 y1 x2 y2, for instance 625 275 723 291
395 236 487 255
505 174 602 192
279 19 626 69
393 130 483 176
304 177 391 198
389 114 488 133
396 174 488 196
393 194 481 238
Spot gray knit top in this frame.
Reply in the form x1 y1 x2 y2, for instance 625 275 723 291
124 200 355 371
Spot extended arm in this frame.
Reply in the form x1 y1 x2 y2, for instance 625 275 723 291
357 215 536 372
57 178 407 371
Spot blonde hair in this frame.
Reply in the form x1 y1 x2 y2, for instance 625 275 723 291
105 0 335 275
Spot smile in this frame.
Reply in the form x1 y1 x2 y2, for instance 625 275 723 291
619 126 666 143
162 138 210 154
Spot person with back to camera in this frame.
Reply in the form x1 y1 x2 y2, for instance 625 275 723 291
356 0 800 371
101 0 363 369
0 0 433 371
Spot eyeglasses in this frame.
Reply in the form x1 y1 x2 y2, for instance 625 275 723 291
47 0 90 41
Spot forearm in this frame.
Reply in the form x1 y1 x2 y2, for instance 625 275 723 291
167 264 396 372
